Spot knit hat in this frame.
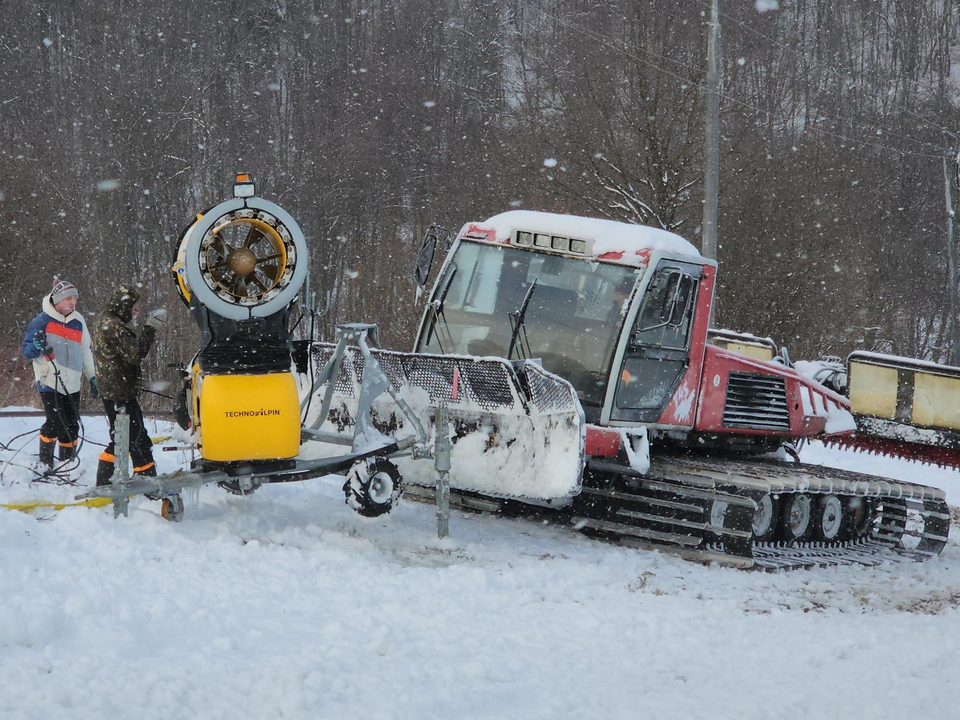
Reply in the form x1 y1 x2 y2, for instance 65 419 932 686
50 280 79 305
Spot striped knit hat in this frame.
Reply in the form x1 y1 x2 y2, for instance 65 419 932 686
50 280 79 305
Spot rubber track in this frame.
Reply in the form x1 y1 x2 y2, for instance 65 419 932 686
575 454 950 570
401 454 950 571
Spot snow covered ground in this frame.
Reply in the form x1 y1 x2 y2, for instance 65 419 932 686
2 411 960 720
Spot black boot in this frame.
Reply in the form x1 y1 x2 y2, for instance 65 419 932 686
38 437 56 469
59 443 77 463
96 458 115 487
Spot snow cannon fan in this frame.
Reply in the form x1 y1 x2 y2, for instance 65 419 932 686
171 174 309 469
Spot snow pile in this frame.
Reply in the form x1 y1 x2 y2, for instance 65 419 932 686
794 358 847 393
824 404 857 434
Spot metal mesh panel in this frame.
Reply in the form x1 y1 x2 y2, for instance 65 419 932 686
309 343 522 411
307 343 580 417
309 344 357 397
523 363 579 414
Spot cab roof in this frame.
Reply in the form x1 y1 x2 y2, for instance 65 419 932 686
458 210 703 267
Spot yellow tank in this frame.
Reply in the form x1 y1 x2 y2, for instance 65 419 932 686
196 371 301 462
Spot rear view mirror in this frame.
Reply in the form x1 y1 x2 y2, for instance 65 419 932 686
414 226 443 288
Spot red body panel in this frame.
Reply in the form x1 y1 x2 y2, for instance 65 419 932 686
586 425 621 456
693 345 850 439
657 265 716 427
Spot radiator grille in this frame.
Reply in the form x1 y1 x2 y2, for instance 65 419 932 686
722 372 790 431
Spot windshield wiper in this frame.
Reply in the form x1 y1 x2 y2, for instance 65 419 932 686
424 265 458 353
507 279 538 360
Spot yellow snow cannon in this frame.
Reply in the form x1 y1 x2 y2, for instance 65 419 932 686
171 173 308 469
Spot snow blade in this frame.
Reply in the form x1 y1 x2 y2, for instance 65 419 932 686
304 343 585 501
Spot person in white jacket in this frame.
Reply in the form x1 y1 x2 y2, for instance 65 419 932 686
21 280 97 469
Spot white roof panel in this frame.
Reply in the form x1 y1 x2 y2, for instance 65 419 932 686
461 210 703 265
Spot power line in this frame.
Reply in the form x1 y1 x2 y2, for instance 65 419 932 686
701 0 956 152
514 0 944 160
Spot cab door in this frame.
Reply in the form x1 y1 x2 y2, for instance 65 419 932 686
611 260 702 423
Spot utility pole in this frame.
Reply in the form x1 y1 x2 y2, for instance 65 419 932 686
701 0 721 262
945 146 959 365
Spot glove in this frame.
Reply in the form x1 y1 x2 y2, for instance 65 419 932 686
89 377 99 399
32 330 53 357
144 308 167 329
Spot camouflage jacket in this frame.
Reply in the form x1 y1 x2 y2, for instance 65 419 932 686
93 285 156 402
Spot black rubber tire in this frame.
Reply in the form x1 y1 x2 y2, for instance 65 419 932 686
161 495 184 522
812 494 846 542
777 493 814 543
217 479 260 496
344 457 402 518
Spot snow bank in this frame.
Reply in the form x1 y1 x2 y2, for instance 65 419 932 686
2 415 960 720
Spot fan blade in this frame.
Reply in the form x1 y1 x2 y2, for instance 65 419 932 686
250 274 269 293
244 226 264 248
261 263 279 282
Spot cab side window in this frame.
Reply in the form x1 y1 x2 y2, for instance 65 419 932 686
631 267 699 350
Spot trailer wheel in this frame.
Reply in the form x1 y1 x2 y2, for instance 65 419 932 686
344 457 402 518
812 494 845 542
161 494 184 523
778 493 813 543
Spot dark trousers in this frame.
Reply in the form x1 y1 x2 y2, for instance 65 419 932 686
39 390 81 448
99 398 156 476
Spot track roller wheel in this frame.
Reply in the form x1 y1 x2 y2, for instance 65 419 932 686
343 457 402 518
161 494 184 522
778 493 813 543
751 494 779 542
848 496 875 538
812 494 845 542
709 500 728 532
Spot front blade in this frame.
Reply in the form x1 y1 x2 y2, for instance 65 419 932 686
302 344 585 500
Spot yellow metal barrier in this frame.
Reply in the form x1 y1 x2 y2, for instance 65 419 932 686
848 351 960 431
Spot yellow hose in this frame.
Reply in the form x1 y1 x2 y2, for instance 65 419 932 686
1 497 113 512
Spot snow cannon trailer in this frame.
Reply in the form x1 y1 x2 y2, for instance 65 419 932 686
77 176 472 521
328 210 947 570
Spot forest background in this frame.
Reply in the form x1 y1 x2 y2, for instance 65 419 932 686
1 0 959 409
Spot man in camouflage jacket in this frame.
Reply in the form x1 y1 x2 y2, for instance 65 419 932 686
93 284 166 486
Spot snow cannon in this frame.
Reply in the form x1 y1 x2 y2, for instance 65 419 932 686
171 174 308 468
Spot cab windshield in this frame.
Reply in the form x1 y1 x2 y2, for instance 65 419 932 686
417 241 639 410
